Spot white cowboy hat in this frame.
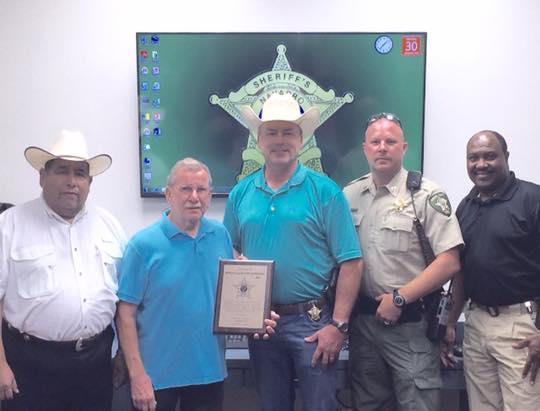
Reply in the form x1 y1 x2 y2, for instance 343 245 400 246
24 130 112 176
239 93 320 140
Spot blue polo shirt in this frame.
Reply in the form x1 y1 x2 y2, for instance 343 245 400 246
118 213 232 389
224 163 361 304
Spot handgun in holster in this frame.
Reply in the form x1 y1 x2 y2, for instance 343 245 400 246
323 266 339 310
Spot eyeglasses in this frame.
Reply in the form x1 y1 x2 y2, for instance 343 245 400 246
178 185 210 195
365 112 402 130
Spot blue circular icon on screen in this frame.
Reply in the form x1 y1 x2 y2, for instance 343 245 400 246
375 36 393 54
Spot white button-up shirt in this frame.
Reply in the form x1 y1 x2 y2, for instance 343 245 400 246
0 196 126 341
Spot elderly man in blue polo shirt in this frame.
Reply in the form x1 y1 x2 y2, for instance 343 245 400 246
224 93 363 411
116 158 276 411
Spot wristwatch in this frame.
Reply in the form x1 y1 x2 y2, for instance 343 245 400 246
330 319 349 334
392 289 407 308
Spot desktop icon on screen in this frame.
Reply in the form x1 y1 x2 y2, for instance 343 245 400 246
152 66 160 75
140 66 149 75
152 98 160 108
151 35 160 44
152 51 159 61
153 127 161 136
140 50 148 59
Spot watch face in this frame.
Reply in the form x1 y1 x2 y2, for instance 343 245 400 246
331 320 349 333
375 35 393 55
393 290 405 307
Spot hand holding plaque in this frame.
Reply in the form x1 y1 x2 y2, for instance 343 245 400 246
213 259 274 334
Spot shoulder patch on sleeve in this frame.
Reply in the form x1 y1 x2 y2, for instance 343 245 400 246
428 192 452 216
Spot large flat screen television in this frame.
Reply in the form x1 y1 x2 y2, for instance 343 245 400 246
137 32 427 196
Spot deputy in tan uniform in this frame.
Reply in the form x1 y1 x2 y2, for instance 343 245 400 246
343 112 463 411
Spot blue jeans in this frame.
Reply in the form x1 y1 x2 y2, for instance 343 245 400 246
248 307 338 411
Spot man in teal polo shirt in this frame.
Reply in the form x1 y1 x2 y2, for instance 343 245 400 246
116 158 276 411
224 94 363 411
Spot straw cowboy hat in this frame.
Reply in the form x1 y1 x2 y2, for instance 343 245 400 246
24 130 112 176
239 93 321 140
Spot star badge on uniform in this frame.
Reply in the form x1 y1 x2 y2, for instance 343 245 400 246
391 197 407 213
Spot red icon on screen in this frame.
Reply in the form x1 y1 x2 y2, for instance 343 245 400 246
140 50 149 59
401 36 421 56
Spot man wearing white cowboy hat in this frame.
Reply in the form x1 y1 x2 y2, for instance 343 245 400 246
0 130 126 411
224 93 363 411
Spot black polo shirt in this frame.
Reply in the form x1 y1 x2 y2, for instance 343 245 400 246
457 172 540 306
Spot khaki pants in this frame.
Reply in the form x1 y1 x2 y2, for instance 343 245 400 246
463 303 540 411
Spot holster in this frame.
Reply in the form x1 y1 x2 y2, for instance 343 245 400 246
424 289 445 342
322 266 339 311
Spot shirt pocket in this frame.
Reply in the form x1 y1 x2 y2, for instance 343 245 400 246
97 238 122 292
10 246 57 299
380 215 413 252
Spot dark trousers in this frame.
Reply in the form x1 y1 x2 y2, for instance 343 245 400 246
134 382 223 411
2 322 114 411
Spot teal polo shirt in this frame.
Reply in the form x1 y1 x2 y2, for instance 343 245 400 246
118 213 232 389
224 163 361 304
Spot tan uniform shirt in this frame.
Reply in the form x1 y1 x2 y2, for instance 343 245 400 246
343 168 463 298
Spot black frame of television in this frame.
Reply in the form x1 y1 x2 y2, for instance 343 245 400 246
136 32 427 197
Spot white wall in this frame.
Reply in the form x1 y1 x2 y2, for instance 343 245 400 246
1 0 539 236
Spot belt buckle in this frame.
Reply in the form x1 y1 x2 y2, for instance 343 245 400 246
75 338 85 352
307 302 321 321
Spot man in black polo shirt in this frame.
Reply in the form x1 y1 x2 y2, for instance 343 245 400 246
442 130 540 410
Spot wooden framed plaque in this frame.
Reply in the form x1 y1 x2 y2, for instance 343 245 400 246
213 259 274 334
